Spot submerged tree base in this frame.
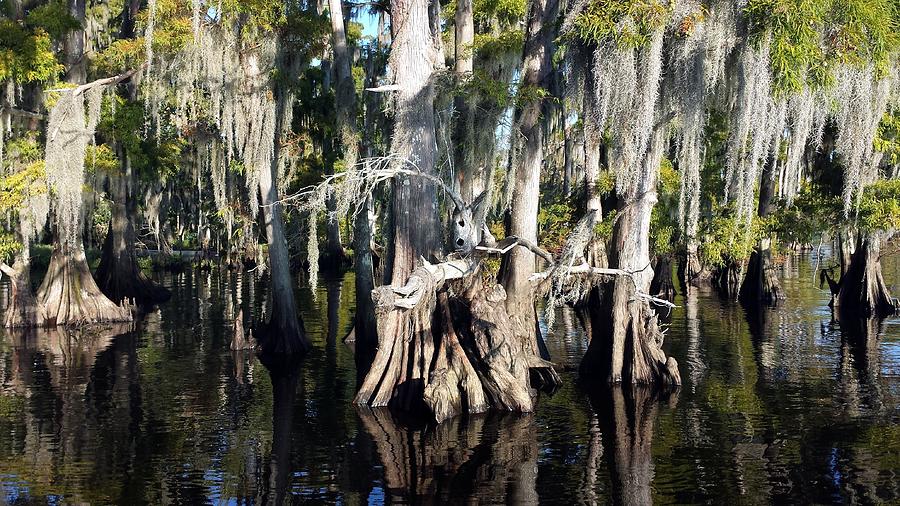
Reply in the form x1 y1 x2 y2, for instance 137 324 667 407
354 260 560 423
35 245 132 327
580 278 681 387
739 248 783 307
835 235 898 319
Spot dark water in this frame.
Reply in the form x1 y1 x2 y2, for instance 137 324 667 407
0 253 897 504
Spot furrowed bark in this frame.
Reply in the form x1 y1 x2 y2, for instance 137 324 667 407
739 157 783 306
580 128 681 386
37 241 132 326
499 0 560 384
835 233 897 319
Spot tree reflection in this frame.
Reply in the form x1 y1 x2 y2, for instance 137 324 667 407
0 324 130 502
258 355 301 505
357 409 540 503
586 385 677 506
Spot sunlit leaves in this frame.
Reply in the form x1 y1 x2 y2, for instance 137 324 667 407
571 0 669 48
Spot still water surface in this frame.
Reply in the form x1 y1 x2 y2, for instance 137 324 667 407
0 252 897 504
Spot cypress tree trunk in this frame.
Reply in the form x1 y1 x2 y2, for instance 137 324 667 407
96 166 170 306
1 248 41 327
36 0 132 327
453 0 477 201
835 233 896 319
355 0 560 421
499 0 559 361
580 129 680 386
740 157 783 306
256 100 310 355
354 0 443 409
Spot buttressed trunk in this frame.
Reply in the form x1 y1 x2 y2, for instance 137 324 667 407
354 0 442 410
355 0 561 423
96 167 171 306
257 89 310 355
739 156 783 306
836 233 896 319
580 131 680 386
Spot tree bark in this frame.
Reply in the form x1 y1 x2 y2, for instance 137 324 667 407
453 0 477 201
257 111 311 354
37 241 132 326
580 130 680 386
386 0 443 283
835 233 896 319
1 251 41 327
739 157 783 306
498 0 559 377
321 0 353 269
95 169 171 306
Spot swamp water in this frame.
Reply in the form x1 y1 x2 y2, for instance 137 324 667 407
0 252 896 504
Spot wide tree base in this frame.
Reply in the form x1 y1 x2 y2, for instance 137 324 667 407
580 278 681 387
835 235 898 319
739 249 783 307
36 246 132 327
1 257 43 328
354 261 560 423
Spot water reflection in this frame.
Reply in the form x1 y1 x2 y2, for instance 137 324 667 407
0 253 895 503
357 408 539 504
587 385 678 506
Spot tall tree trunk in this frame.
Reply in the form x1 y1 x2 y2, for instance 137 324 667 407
36 0 131 327
582 78 608 269
328 0 377 369
97 0 169 306
95 168 170 305
354 0 443 409
580 130 680 386
835 233 896 319
500 0 558 360
257 94 310 355
387 0 442 282
740 157 784 305
64 0 86 84
453 0 477 201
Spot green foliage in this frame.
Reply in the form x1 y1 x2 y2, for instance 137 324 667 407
92 38 145 74
857 179 900 232
593 209 617 240
0 231 21 262
651 159 679 255
0 134 46 214
25 1 81 40
698 205 760 267
768 184 842 245
571 0 669 48
473 30 524 60
85 144 120 174
538 193 576 254
875 109 900 169
745 0 900 93
457 69 516 107
475 0 526 26
0 23 62 83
